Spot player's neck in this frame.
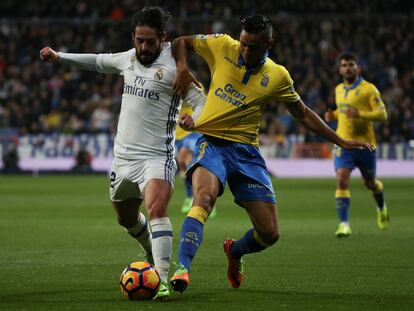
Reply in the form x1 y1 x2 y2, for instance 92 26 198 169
343 76 359 86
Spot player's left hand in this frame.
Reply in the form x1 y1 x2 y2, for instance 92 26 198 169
178 113 195 131
345 107 359 118
340 140 375 151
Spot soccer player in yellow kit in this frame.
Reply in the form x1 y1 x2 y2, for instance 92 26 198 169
325 52 389 238
169 15 373 292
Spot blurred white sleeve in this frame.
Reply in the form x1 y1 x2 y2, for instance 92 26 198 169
58 52 122 74
58 52 98 71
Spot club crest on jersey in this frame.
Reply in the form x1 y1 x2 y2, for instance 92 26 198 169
154 68 164 80
261 74 270 87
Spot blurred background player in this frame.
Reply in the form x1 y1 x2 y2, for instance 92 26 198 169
175 99 217 217
169 15 373 293
39 6 205 299
325 52 389 238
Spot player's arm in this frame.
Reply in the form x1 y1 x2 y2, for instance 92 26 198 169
172 36 201 97
283 99 374 151
346 87 387 121
39 46 121 74
347 108 387 121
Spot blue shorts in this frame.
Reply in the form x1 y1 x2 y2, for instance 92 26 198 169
187 135 276 207
175 132 202 154
334 146 376 180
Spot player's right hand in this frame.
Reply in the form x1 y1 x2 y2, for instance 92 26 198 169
178 113 195 131
39 47 59 62
173 67 201 98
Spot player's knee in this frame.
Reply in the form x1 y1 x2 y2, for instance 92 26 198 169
146 201 168 218
338 179 349 189
193 191 216 211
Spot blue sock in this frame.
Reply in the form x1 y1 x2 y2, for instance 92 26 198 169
374 191 385 209
177 217 204 272
184 178 192 198
336 197 350 223
230 228 266 260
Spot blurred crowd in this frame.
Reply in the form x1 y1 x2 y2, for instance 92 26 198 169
0 0 413 146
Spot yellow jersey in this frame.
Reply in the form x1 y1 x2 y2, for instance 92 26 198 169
334 77 387 146
192 34 300 146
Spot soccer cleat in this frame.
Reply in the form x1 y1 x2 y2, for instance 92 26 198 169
170 264 190 293
335 223 352 238
153 280 170 300
223 239 244 288
377 205 390 230
181 197 193 213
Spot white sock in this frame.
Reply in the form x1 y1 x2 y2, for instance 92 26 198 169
126 212 152 257
149 217 173 283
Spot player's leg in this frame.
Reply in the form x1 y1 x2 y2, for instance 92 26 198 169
176 146 194 213
170 166 221 292
143 178 174 300
224 200 279 288
333 147 354 237
111 199 152 260
109 160 152 259
335 168 352 237
223 142 278 288
143 179 173 282
358 150 389 229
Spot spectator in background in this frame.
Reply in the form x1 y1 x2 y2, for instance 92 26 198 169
72 146 92 172
0 1 413 146
2 141 20 172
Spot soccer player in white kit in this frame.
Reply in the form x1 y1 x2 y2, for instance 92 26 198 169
40 6 205 299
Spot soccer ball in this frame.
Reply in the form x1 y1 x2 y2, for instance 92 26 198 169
119 261 160 300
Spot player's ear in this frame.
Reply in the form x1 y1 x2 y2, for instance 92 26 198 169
159 31 167 42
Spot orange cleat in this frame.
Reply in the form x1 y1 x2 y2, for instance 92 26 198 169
223 239 244 288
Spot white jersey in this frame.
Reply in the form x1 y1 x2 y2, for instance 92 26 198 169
95 43 180 160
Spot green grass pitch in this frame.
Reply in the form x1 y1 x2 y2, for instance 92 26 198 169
0 175 413 310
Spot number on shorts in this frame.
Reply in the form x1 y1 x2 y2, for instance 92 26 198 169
110 171 116 188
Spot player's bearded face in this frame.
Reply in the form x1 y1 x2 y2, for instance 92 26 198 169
239 30 271 68
339 59 359 82
132 26 165 66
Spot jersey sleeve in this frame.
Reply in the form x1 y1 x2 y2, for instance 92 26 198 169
96 51 128 74
367 85 386 111
273 68 301 103
359 84 387 121
192 34 230 71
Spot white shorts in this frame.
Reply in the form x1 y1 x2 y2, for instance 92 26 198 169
109 156 177 202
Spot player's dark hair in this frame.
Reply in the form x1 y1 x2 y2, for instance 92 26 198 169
338 52 359 64
240 14 273 40
131 6 171 37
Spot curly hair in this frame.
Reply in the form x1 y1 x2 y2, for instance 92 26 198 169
131 6 171 37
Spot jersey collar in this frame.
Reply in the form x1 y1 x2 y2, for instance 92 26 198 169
342 76 363 97
238 51 268 84
343 76 363 91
